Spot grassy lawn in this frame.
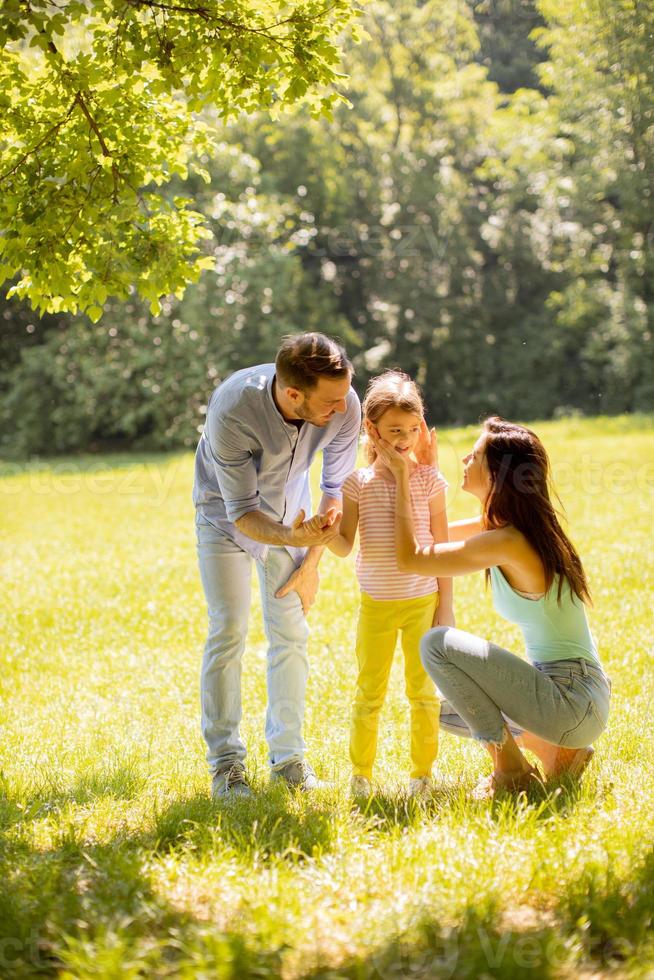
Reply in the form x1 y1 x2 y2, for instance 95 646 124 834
1 415 653 979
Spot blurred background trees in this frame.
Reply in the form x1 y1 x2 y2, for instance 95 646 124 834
2 0 652 455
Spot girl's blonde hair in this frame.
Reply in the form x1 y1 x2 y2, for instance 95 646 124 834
361 370 424 464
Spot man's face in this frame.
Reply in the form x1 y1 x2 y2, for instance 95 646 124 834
292 375 351 426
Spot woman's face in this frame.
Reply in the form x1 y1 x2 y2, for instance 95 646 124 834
462 434 492 500
367 407 422 458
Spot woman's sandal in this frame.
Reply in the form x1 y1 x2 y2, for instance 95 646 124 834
472 764 544 801
549 745 594 779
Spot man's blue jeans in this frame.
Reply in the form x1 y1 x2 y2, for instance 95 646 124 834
196 517 309 774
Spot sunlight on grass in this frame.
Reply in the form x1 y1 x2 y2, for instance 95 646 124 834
1 416 653 978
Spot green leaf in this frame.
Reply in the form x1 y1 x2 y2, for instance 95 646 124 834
87 305 103 323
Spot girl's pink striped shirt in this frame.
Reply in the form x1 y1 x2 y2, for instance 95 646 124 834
342 464 448 601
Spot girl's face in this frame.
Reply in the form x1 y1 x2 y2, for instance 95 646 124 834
462 434 491 500
368 407 422 458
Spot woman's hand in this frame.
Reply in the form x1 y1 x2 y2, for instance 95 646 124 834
415 420 439 469
436 603 456 629
368 426 409 480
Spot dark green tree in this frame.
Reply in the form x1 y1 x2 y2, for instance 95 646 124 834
534 0 654 410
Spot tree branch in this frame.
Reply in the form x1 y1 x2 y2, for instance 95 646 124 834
125 0 295 52
0 101 78 183
74 91 121 203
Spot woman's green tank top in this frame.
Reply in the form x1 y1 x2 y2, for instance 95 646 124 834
490 565 600 666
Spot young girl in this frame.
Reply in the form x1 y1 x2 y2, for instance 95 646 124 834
328 370 454 797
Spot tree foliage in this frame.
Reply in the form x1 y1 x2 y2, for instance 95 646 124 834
1 0 652 455
0 0 357 318
534 0 654 409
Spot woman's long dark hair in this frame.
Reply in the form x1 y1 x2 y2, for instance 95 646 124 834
481 417 591 604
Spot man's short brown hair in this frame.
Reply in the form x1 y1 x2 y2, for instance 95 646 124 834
275 333 353 392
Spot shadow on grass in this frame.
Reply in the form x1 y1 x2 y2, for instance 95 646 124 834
305 905 564 979
150 786 339 861
2 840 651 980
0 767 340 863
556 844 654 968
1 764 647 978
0 770 337 976
0 828 290 979
349 776 589 835
0 762 592 849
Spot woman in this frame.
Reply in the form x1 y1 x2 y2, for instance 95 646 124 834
370 416 611 798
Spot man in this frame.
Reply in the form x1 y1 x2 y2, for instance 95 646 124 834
193 332 361 798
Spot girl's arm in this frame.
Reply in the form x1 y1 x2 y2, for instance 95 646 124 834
327 492 359 557
429 489 455 627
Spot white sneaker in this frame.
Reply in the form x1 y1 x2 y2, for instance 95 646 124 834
408 776 435 799
350 775 373 797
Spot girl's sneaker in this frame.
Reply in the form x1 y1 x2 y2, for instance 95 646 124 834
350 775 373 797
408 776 435 799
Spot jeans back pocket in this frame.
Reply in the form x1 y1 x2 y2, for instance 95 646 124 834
538 666 574 693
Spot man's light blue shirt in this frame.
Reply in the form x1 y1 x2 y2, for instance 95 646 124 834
193 363 361 564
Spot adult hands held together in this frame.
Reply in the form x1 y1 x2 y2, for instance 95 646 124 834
286 507 342 548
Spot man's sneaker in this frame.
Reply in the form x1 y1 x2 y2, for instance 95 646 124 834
271 760 329 791
408 776 435 799
212 761 252 800
350 775 373 797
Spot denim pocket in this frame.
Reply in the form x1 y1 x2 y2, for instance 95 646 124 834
538 666 574 694
559 701 595 746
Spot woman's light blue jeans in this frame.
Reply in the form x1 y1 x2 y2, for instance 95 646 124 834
420 627 611 748
196 519 309 775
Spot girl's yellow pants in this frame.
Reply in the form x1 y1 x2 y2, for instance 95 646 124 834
350 591 440 780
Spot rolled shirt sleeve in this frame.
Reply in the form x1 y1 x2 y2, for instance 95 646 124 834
320 389 362 498
207 413 261 524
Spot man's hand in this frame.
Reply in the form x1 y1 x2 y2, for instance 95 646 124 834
275 562 320 615
286 507 342 548
415 420 439 469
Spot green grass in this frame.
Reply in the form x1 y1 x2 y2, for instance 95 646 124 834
1 415 653 979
